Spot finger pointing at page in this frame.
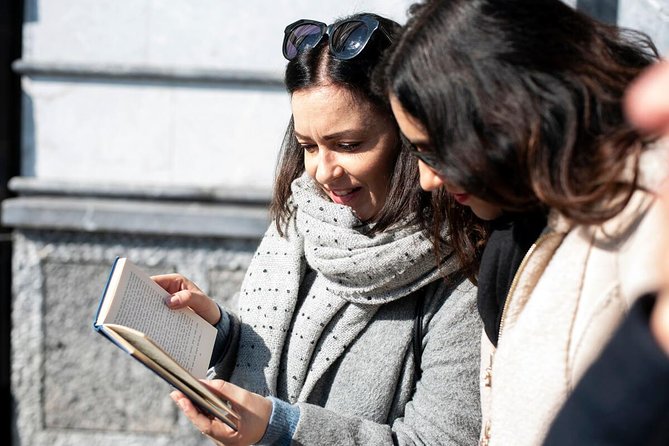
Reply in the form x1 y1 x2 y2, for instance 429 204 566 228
152 273 221 325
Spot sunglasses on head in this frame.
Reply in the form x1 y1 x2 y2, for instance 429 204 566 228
282 14 391 61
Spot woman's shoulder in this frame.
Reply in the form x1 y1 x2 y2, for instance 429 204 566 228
639 136 669 190
424 276 477 302
615 191 665 302
614 137 669 239
418 277 482 362
421 277 480 328
546 174 664 308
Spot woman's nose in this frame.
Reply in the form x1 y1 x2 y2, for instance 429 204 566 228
417 160 445 191
314 150 345 184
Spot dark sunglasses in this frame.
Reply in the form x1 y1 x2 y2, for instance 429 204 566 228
408 147 448 173
282 14 391 61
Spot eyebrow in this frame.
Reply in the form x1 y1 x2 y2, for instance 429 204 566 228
294 129 364 141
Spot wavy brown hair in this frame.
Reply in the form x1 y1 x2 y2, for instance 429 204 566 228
384 0 658 273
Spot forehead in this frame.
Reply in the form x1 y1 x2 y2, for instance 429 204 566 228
291 85 379 129
389 95 428 141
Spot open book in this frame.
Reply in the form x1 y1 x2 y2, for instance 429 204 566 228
93 257 239 430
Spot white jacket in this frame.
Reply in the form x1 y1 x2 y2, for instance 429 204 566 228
479 142 669 446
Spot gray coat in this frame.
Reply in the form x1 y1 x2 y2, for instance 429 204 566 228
215 178 482 444
218 278 482 445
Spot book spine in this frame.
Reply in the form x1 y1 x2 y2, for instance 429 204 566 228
92 256 120 329
95 326 132 354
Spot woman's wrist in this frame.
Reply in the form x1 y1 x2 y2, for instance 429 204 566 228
256 397 300 446
209 306 231 368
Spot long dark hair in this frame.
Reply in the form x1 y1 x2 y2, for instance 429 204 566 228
271 13 433 239
385 0 658 272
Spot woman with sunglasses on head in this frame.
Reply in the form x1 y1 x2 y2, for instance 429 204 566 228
383 0 667 445
156 12 483 446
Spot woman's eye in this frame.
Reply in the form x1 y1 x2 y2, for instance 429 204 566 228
299 143 317 153
338 142 360 151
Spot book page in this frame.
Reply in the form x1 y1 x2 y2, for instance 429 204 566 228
100 259 216 378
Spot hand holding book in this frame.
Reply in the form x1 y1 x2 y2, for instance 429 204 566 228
171 379 273 446
94 258 275 441
154 270 275 443
93 258 240 430
153 273 223 326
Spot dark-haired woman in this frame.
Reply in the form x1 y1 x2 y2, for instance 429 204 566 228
156 13 482 446
384 1 667 445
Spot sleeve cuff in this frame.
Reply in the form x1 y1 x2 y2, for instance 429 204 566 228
256 397 300 446
208 305 230 368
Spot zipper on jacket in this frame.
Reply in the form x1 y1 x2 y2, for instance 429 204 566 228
484 353 493 387
497 231 560 341
479 421 491 446
482 230 564 445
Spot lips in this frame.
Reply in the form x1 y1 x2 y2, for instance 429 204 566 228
327 187 362 205
332 189 355 197
452 192 470 204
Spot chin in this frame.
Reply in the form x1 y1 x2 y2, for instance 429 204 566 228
353 199 381 223
473 208 503 221
351 207 372 222
352 210 367 221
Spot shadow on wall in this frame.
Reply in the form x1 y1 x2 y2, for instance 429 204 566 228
20 92 35 177
25 0 37 23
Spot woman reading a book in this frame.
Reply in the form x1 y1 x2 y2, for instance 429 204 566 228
154 12 483 445
383 0 667 444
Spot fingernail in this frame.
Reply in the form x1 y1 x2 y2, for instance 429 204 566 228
164 295 179 306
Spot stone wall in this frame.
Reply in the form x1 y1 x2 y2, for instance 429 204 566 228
2 176 270 445
10 225 258 445
619 0 669 54
18 0 416 189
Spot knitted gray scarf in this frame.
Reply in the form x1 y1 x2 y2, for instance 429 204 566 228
230 174 458 402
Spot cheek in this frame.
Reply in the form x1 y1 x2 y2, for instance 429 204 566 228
350 143 393 184
374 151 396 181
303 154 316 178
365 149 397 195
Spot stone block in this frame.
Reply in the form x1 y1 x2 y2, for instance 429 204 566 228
11 229 257 445
42 260 178 433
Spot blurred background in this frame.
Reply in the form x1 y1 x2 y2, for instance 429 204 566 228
0 0 667 445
